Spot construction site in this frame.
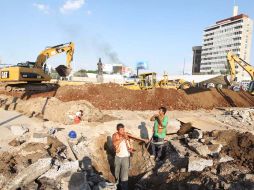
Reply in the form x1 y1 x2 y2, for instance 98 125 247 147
1 1 254 190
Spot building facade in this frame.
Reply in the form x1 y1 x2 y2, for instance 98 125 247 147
192 46 202 74
200 13 253 80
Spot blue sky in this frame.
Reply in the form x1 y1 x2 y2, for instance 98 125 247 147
0 0 254 75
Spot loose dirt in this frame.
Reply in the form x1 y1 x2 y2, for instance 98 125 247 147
213 130 254 171
1 83 254 111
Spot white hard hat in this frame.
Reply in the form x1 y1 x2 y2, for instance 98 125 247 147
76 111 81 117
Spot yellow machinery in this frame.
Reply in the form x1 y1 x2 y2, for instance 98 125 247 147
158 73 193 90
227 51 254 95
0 42 74 91
122 72 157 90
123 72 193 90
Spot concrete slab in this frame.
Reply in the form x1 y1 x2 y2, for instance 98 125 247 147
176 117 224 132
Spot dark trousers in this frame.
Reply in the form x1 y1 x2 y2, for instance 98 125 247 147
151 136 164 159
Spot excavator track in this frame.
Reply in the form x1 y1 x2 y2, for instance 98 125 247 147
0 83 58 93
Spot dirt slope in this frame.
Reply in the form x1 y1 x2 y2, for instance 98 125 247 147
1 83 254 110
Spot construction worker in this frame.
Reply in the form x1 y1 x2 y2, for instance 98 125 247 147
150 106 168 161
74 110 83 124
112 123 133 190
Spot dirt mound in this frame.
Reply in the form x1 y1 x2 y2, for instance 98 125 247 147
205 130 254 171
215 131 254 171
1 83 254 110
0 95 111 124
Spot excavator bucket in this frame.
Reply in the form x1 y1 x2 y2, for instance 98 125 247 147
55 65 72 77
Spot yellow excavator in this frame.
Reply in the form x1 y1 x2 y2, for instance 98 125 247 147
227 51 254 95
0 42 74 92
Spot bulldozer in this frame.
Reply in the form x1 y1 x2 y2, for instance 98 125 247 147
0 42 74 92
227 51 254 95
122 72 193 90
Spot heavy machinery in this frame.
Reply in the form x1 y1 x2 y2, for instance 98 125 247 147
122 72 193 90
227 51 254 95
158 73 194 90
0 42 74 91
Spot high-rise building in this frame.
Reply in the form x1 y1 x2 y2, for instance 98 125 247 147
200 6 253 80
192 46 202 74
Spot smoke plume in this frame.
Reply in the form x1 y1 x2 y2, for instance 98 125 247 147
100 43 123 65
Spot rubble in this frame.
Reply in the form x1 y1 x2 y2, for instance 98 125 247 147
0 84 254 190
189 129 203 139
188 156 213 172
218 108 254 130
208 144 223 156
219 155 234 163
40 160 79 180
8 138 25 147
3 158 52 190
30 133 48 144
188 140 211 157
10 125 29 136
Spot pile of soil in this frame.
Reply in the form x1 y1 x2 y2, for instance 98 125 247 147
1 83 254 110
215 130 254 171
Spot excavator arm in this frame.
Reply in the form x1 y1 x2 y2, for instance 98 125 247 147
227 51 254 81
35 42 75 76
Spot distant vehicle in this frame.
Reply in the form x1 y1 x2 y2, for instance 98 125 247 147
232 86 241 92
207 83 215 88
240 80 251 91
125 75 138 82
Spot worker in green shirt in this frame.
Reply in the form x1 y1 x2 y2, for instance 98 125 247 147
150 106 168 161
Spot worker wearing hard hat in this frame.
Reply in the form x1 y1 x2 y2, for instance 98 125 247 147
150 106 168 161
74 110 83 124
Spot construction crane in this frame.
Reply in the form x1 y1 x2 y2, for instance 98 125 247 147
227 51 254 95
0 42 75 92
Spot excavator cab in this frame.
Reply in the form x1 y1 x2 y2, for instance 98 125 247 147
139 72 157 90
248 81 254 95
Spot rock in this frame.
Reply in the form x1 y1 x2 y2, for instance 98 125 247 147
219 155 234 163
30 133 48 144
208 144 223 156
209 139 219 145
177 122 193 135
0 174 6 189
170 140 188 157
189 129 203 139
8 139 25 147
22 181 38 190
188 156 213 172
180 168 186 173
199 139 205 143
68 172 91 190
40 160 79 180
3 158 52 190
96 181 117 190
244 174 254 182
10 125 29 136
188 141 211 157
217 163 245 176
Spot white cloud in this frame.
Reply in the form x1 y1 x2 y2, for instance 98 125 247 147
60 0 85 13
33 3 50 14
